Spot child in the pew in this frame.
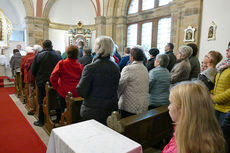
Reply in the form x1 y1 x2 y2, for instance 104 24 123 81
162 81 226 153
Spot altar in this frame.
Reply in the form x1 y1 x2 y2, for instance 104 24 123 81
46 120 143 153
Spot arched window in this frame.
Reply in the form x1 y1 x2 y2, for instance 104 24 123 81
127 0 172 56
128 0 172 14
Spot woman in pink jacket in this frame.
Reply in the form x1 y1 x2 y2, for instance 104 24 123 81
163 81 226 153
50 45 83 123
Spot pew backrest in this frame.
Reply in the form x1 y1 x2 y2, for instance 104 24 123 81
107 105 172 149
43 82 59 134
60 92 83 126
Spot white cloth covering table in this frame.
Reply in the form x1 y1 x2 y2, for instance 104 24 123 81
46 119 143 153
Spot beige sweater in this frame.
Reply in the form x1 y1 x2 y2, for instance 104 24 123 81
118 61 149 114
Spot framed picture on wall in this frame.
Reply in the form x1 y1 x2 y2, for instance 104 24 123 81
207 21 217 41
183 26 195 42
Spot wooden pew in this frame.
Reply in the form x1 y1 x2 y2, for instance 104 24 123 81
60 92 83 126
43 82 60 134
107 105 172 150
19 72 25 103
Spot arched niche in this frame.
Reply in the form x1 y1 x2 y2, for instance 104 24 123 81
21 0 34 17
47 0 96 25
107 0 130 17
43 0 56 19
0 0 27 28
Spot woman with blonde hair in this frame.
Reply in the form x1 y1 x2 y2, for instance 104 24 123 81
163 81 226 153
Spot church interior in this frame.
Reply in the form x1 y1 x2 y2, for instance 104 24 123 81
0 0 230 153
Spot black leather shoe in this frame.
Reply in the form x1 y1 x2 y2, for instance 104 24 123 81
27 111 35 115
34 121 44 127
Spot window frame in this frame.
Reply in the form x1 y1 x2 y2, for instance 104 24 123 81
127 0 163 15
126 15 171 49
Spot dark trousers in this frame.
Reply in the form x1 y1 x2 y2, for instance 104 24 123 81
80 104 117 125
56 94 66 121
38 86 46 124
119 110 135 118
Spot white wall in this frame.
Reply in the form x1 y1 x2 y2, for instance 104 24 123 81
0 0 26 29
199 0 230 61
0 0 26 69
49 0 96 25
49 28 67 53
49 28 96 54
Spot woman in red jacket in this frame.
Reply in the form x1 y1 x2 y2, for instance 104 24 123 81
163 81 226 153
50 45 83 123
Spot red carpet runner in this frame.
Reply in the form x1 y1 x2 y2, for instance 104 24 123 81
0 87 46 153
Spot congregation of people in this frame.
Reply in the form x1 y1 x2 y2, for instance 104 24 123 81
9 36 230 153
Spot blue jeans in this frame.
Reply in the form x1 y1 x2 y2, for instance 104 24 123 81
215 110 226 125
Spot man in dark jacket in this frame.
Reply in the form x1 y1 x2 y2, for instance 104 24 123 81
187 43 200 80
78 48 93 66
31 40 62 126
165 43 176 72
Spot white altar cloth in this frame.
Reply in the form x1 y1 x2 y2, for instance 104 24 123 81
46 120 142 153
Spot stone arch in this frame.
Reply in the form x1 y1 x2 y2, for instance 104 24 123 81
22 0 34 16
43 0 57 19
106 0 116 16
106 0 130 17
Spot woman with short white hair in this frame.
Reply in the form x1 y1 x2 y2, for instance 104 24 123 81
77 36 120 125
149 54 171 109
170 45 193 85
